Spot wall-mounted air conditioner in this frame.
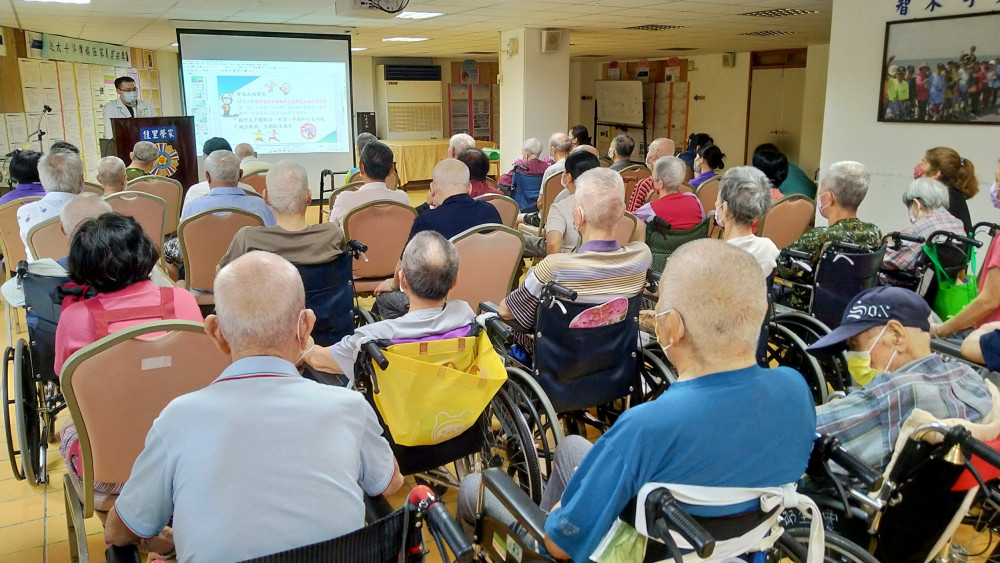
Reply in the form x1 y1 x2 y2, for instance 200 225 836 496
374 65 444 140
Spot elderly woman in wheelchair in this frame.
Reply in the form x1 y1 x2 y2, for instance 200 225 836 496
459 240 823 562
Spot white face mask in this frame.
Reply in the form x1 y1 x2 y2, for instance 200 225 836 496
123 91 138 104
908 210 918 224
561 174 568 188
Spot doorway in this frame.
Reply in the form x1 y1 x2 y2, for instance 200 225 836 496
746 50 807 165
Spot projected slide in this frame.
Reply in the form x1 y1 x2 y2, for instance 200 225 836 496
182 60 349 155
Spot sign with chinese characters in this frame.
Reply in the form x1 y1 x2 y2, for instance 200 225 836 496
139 125 177 142
27 32 130 66
895 0 997 16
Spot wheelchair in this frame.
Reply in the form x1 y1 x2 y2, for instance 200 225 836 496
881 229 983 311
645 216 711 274
2 260 91 485
791 424 1000 563
106 486 475 563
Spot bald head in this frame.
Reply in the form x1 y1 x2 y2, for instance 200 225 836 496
431 158 471 200
657 239 767 356
574 167 625 230
204 150 242 186
234 143 256 160
572 144 601 159
549 132 572 159
97 156 126 192
60 193 112 236
646 138 676 167
214 251 305 354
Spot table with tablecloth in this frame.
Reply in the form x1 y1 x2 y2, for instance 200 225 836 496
383 139 498 186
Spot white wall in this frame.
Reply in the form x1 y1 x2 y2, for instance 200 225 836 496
686 52 752 166
154 50 181 117
352 55 375 114
568 60 600 130
821 2 997 233
799 44 829 180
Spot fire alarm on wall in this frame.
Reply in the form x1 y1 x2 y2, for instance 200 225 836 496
542 30 561 53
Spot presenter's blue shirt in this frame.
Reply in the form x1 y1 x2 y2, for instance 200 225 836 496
545 364 816 563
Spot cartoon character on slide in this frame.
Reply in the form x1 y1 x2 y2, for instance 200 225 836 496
254 129 264 143
265 80 276 94
268 130 280 142
220 94 234 117
279 83 291 96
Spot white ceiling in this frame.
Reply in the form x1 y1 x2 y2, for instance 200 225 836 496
0 0 832 60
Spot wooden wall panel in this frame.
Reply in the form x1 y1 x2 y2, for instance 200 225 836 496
0 27 26 113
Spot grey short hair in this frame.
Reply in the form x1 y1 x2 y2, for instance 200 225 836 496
719 166 773 225
575 168 625 230
612 134 635 157
265 160 310 215
38 149 84 194
97 156 126 188
204 150 242 184
903 177 950 210
60 193 111 235
356 132 378 155
657 239 767 355
449 133 476 155
215 251 305 352
822 161 870 211
550 132 572 153
132 141 159 163
522 138 543 158
653 156 686 192
400 231 460 301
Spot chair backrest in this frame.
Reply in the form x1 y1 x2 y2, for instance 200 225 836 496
60 320 229 516
294 253 356 347
677 183 695 195
449 225 525 308
511 172 544 212
812 244 886 328
696 177 721 212
475 194 519 228
26 216 69 261
328 182 363 214
615 212 638 247
126 175 183 234
0 197 41 272
484 177 501 192
242 171 267 196
535 293 642 412
539 173 564 225
177 208 265 292
645 217 712 272
758 195 816 250
342 201 417 280
82 181 104 196
346 170 362 184
619 165 652 207
104 191 168 253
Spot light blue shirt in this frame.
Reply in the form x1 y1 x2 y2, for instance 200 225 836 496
113 355 395 563
180 186 276 226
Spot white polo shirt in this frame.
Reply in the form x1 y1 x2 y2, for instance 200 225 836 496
17 191 77 260
113 356 395 563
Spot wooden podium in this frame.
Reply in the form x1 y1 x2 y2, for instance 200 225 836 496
110 117 198 193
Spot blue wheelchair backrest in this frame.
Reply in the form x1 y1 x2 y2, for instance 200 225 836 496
533 293 642 413
812 244 886 329
22 270 86 383
293 252 356 347
511 171 543 213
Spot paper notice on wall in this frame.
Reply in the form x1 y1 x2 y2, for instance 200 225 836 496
57 62 78 107
44 88 62 113
39 61 58 85
18 58 41 88
62 110 82 146
6 114 28 149
22 87 44 114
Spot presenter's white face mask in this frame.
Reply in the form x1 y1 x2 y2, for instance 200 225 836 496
123 91 138 104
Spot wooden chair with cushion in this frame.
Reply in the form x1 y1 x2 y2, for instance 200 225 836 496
450 225 525 307
349 170 401 189
484 177 501 192
82 182 104 196
327 181 364 217
0 197 41 275
619 165 652 208
615 212 639 247
519 174 565 237
695 176 721 214
26 216 69 261
476 194 519 228
60 320 230 563
242 170 267 196
177 208 265 309
104 191 168 254
342 201 417 296
758 194 816 249
126 176 183 235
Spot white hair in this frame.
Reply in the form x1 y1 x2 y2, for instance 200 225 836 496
549 132 572 153
215 251 305 352
432 158 470 195
60 193 111 235
904 177 950 210
653 156 686 192
522 138 543 158
265 160 310 215
38 149 84 194
822 161 870 211
574 167 625 230
234 143 256 159
449 133 476 155
204 150 242 184
132 141 159 163
719 166 773 225
97 156 126 189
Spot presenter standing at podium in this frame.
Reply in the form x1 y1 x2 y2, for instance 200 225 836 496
102 77 155 146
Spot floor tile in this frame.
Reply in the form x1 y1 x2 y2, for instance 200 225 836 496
0 494 46 527
0 519 45 554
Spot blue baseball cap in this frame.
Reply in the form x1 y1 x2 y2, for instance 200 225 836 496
807 286 931 356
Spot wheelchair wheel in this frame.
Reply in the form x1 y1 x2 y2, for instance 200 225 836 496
503 368 563 481
477 386 544 504
774 312 849 392
769 527 879 563
639 345 676 402
2 345 23 480
354 305 376 327
10 339 45 484
763 322 828 405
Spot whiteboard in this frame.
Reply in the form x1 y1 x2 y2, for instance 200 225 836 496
595 80 644 126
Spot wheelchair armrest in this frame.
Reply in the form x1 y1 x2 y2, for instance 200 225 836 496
478 301 532 334
105 545 142 563
931 338 983 368
482 468 547 543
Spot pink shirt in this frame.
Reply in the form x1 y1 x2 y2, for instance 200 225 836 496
54 281 203 373
978 237 1000 327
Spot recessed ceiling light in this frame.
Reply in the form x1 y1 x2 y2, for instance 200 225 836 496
624 24 685 31
395 11 443 20
21 0 90 3
742 9 820 17
351 47 368 51
741 30 796 37
382 37 428 42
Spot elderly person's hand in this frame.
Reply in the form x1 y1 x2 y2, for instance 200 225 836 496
374 278 395 295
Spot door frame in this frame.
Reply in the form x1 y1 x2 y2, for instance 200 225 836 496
743 49 809 164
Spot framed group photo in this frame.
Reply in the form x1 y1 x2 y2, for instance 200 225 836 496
879 10 1000 125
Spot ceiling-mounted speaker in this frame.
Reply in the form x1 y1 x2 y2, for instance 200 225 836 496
542 30 561 53
722 52 736 67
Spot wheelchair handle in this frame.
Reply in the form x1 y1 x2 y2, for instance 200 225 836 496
645 488 715 559
944 425 1000 471
363 341 388 371
409 486 474 563
543 281 578 301
818 435 884 492
927 230 983 249
781 248 812 261
884 232 924 249
829 241 863 253
973 222 1000 238
16 260 28 279
478 302 514 343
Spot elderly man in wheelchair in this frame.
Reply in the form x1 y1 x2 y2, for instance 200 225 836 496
458 240 821 562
